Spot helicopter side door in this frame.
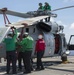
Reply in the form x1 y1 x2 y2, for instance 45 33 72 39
68 35 74 50
54 34 60 54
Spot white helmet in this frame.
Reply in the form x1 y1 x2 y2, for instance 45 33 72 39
24 32 29 36
38 34 43 39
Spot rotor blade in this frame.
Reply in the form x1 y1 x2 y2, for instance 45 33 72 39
0 8 33 18
0 5 74 18
51 5 74 12
6 15 49 27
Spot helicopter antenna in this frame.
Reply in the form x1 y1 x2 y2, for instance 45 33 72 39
51 5 74 12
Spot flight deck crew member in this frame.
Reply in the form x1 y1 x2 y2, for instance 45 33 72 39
44 2 51 11
37 3 44 18
16 38 23 71
44 2 51 22
38 3 44 11
19 32 34 74
4 27 17 74
35 34 45 70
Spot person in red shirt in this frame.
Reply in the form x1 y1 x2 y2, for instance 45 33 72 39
35 34 45 70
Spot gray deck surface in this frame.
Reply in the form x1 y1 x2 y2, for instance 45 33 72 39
0 56 74 75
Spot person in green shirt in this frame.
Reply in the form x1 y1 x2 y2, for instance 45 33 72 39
44 2 51 22
4 27 17 74
44 2 51 11
37 3 44 18
38 3 44 11
19 32 34 74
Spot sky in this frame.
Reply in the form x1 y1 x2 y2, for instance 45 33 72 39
0 0 74 42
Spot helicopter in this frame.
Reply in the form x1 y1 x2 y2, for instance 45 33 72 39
0 5 74 62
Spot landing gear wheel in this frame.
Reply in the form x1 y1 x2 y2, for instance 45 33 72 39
61 54 68 64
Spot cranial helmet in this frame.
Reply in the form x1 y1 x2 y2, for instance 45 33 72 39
24 32 29 36
45 2 48 5
39 3 42 5
38 34 43 39
24 32 28 35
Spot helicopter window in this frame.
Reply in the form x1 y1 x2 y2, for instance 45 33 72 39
26 28 29 32
69 36 74 44
33 28 35 33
